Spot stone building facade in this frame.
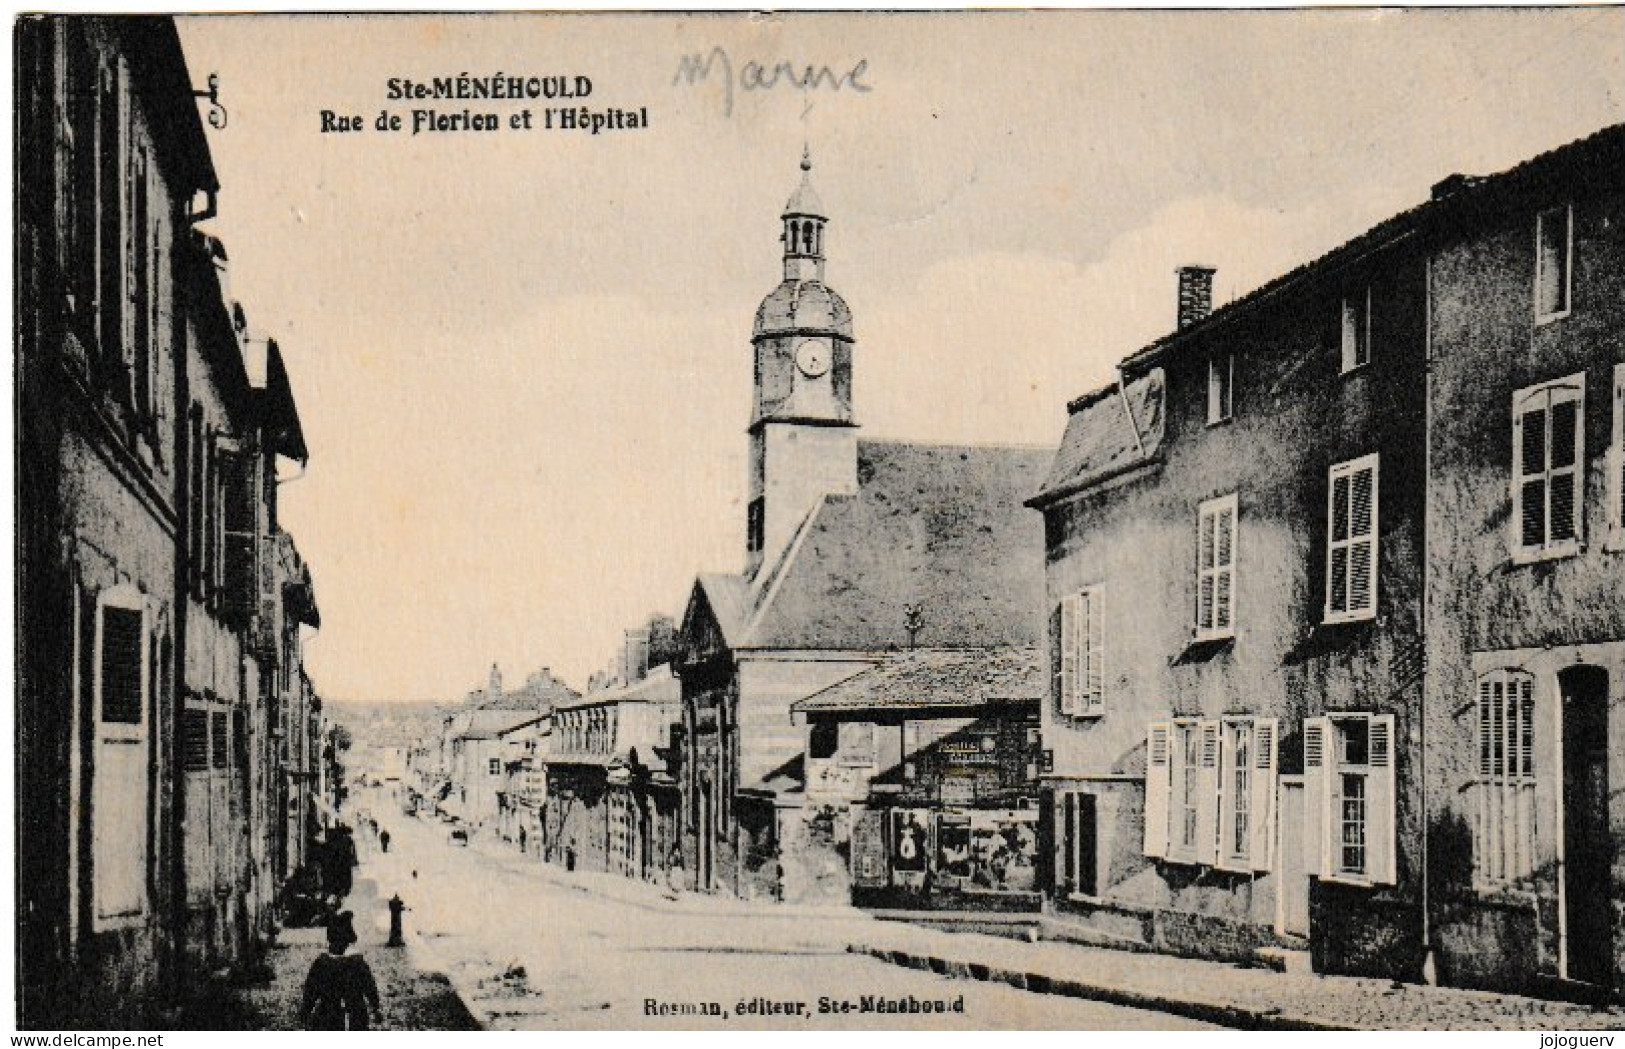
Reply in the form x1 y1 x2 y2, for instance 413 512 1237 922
14 15 325 1025
1029 123 1625 992
1421 126 1625 996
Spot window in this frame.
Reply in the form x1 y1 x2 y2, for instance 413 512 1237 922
1304 713 1395 885
1535 205 1572 321
809 721 838 760
1609 364 1624 550
1473 670 1536 887
1340 288 1371 372
129 146 152 419
183 705 210 772
1195 495 1238 639
91 585 150 928
1179 722 1203 854
1145 717 1276 870
1230 725 1251 860
746 497 764 554
1325 455 1379 622
1512 375 1585 562
210 710 228 770
488 758 500 776
837 721 876 766
1207 354 1233 424
1056 587 1104 716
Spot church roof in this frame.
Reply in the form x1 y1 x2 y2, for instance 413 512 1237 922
753 280 853 340
685 440 1051 658
1029 367 1166 508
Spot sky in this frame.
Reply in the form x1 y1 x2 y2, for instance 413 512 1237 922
172 10 1624 702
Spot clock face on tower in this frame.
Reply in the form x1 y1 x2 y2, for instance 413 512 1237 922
794 339 830 378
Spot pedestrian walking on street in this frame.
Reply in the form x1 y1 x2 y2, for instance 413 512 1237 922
302 912 381 1030
322 824 359 899
379 828 391 854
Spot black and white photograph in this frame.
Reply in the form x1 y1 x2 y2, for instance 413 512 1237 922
9 6 1625 1034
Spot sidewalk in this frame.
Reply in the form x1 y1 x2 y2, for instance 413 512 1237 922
464 829 867 921
850 922 1625 1031
445 826 1625 1030
196 874 480 1031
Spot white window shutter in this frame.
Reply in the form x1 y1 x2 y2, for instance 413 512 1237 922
1143 721 1171 858
1049 602 1064 714
1059 594 1080 715
1196 719 1221 866
1369 714 1398 885
1304 717 1331 879
1086 590 1105 711
1251 718 1278 871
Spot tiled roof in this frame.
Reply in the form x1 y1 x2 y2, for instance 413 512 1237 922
695 572 754 650
792 646 1044 713
754 280 853 339
742 439 1052 651
1030 368 1165 508
455 709 544 741
557 665 680 711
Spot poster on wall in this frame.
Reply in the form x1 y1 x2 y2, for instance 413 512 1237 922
849 809 888 888
968 811 1039 892
936 814 973 885
891 808 932 889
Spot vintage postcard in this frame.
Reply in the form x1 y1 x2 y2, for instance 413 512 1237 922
10 7 1625 1035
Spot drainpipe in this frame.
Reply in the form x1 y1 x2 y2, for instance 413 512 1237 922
1420 251 1437 986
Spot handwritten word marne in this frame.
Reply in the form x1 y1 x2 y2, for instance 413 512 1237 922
672 48 871 117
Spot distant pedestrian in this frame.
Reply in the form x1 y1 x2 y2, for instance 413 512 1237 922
301 913 380 1030
379 829 391 854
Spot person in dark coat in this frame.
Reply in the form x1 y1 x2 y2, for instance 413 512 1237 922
322 825 358 898
379 828 391 854
301 912 380 1030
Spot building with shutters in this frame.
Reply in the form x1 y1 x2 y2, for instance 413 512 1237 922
14 15 324 1025
542 652 683 882
674 153 1051 904
1029 247 1429 975
1028 124 1625 992
1420 127 1625 997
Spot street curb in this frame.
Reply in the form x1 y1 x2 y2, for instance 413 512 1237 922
404 928 487 1031
846 943 1359 1032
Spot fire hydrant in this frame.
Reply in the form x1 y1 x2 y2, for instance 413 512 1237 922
387 894 407 948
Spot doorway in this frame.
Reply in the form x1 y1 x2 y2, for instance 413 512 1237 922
1561 665 1613 986
1276 776 1310 939
697 777 714 892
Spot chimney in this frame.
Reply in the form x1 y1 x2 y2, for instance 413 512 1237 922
622 630 651 685
1176 266 1217 330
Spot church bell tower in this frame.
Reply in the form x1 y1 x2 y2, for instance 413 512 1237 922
746 149 859 578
